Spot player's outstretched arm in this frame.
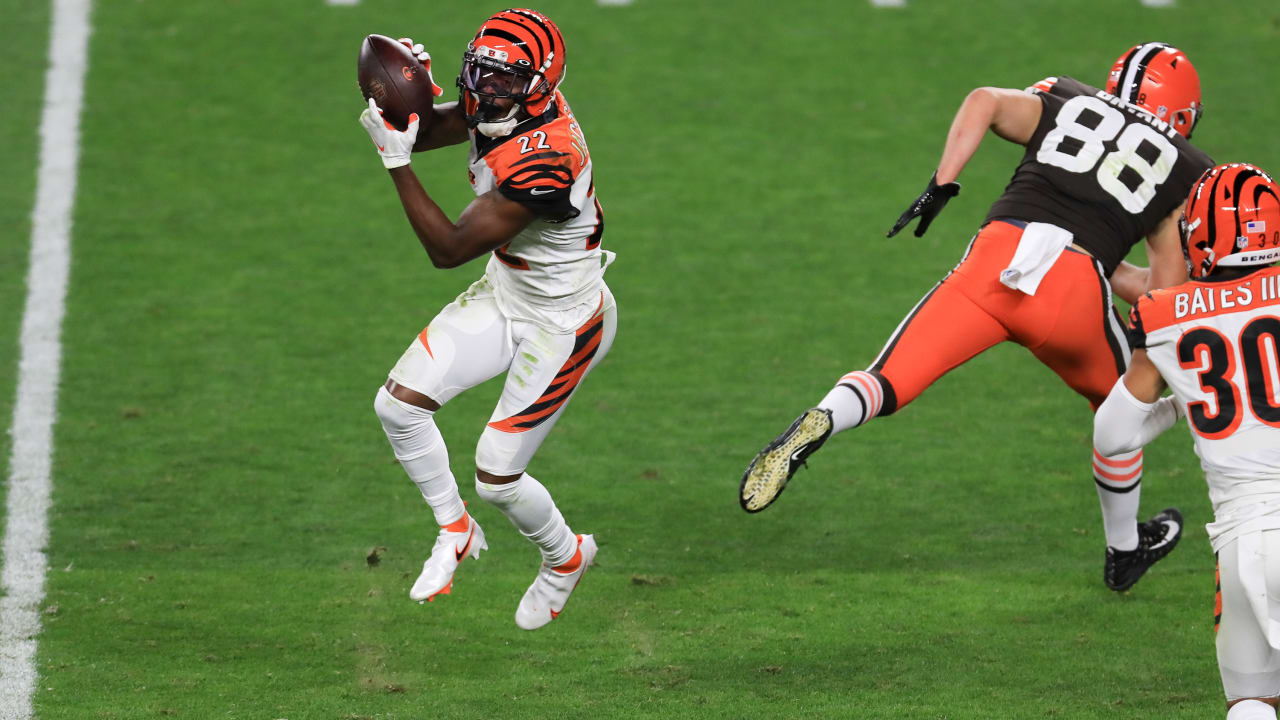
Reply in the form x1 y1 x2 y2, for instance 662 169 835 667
888 87 1042 238
1093 350 1180 456
359 100 533 267
934 87 1042 184
387 173 534 269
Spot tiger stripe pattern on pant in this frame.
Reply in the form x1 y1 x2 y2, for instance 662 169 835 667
487 305 606 433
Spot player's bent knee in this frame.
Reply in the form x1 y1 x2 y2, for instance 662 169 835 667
374 386 442 456
475 426 533 479
474 471 525 504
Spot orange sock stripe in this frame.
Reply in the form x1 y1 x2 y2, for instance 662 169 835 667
1092 448 1143 470
847 372 883 416
1092 461 1143 483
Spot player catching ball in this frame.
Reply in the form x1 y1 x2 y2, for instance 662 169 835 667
359 8 616 630
742 43 1212 592
1095 162 1280 720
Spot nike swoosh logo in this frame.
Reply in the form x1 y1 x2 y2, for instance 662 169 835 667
790 447 806 464
376 143 386 152
530 187 556 196
455 530 474 562
1147 521 1179 550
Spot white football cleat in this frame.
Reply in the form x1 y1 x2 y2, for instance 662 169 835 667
514 534 597 630
410 514 487 603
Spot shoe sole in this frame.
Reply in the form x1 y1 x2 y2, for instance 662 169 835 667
739 409 832 513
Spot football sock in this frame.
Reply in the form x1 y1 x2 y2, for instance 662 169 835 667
374 386 465 527
475 473 577 567
820 370 885 434
1093 447 1143 551
1227 700 1277 720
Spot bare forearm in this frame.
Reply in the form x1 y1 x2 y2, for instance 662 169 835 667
1148 249 1189 292
388 166 462 267
937 87 1040 184
1144 207 1190 292
936 90 998 184
1110 261 1151 306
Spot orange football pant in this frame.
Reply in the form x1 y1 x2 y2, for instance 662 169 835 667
870 220 1130 414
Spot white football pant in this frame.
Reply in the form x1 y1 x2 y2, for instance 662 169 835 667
1218 529 1280 702
386 276 617 476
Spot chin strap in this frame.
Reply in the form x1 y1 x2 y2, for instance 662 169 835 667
477 118 519 137
470 93 523 138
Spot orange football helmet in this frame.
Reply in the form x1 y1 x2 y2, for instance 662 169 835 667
1106 42 1202 139
458 8 566 136
1182 163 1280 279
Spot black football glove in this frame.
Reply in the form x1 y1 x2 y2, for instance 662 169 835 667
886 174 961 238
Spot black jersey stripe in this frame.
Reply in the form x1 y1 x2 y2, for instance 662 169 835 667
510 151 569 168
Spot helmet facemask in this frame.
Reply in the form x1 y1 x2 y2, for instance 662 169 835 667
457 48 545 138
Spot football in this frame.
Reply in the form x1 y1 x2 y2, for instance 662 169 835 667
357 34 436 133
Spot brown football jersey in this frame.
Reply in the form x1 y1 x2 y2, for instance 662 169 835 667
984 76 1213 275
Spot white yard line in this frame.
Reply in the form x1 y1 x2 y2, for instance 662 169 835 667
0 0 91 717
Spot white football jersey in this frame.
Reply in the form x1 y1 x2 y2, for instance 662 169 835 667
467 91 609 331
1130 266 1280 548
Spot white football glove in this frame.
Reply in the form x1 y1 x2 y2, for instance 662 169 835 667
397 38 444 97
359 97 419 169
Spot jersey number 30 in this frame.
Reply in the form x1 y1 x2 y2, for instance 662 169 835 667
1177 316 1280 438
1037 95 1178 214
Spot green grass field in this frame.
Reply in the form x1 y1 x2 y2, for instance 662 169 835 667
7 0 1280 717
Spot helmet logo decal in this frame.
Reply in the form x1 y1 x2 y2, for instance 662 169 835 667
1184 163 1280 277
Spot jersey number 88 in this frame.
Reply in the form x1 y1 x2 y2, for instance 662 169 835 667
1036 95 1178 214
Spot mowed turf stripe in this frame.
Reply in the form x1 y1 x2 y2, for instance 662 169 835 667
0 1 91 717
